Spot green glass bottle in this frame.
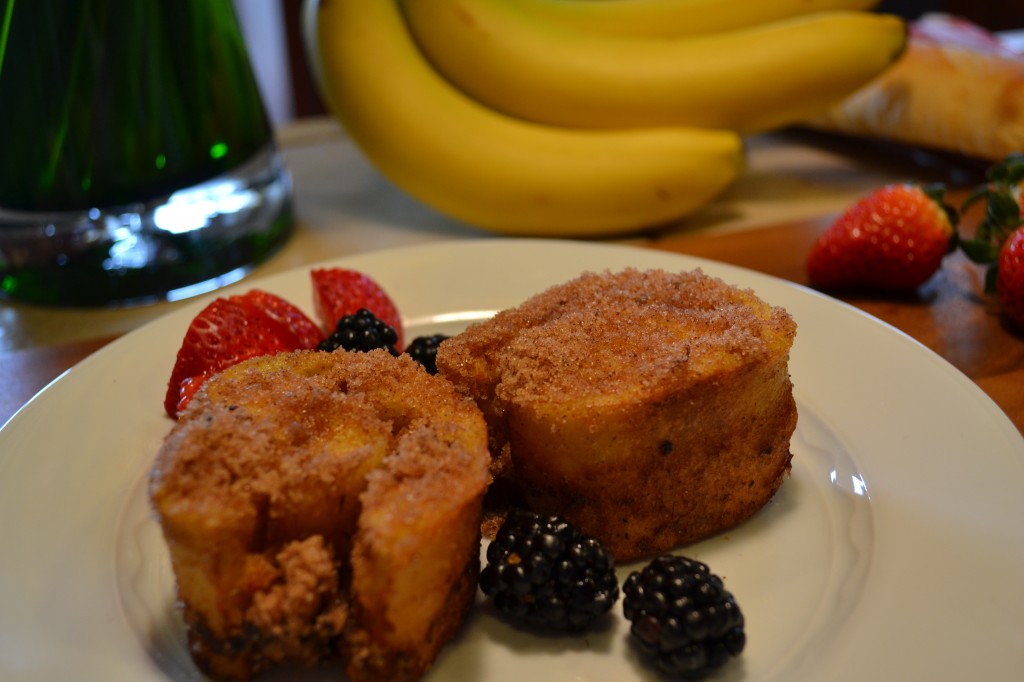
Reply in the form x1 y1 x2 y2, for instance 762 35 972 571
0 0 293 306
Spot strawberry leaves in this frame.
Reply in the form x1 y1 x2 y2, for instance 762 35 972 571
958 153 1024 330
959 153 1024 293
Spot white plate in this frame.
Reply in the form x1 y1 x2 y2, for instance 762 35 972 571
2 239 1023 682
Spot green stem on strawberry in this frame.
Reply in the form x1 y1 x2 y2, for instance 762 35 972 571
959 153 1024 293
921 182 961 254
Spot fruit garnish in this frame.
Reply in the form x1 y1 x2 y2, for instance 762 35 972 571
403 334 449 375
163 266 409 418
238 288 323 350
316 308 400 355
623 555 745 680
960 153 1024 266
959 153 1024 331
996 228 1024 332
163 290 319 418
806 183 958 293
478 509 619 632
311 267 404 350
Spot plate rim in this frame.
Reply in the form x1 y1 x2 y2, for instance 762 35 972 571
2 238 1023 681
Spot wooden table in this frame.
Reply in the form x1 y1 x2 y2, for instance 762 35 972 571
2 121 1022 435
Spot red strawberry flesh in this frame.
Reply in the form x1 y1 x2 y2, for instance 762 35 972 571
311 267 404 349
163 290 320 418
233 289 322 350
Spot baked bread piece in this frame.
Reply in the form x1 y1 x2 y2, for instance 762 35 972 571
805 13 1024 161
437 268 797 562
149 349 490 682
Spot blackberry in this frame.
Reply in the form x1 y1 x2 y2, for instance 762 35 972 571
403 334 449 375
317 308 399 355
479 509 619 632
622 555 745 680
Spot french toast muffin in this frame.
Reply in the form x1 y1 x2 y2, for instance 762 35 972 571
149 349 491 682
436 268 797 562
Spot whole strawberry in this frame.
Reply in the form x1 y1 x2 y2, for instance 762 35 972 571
806 183 958 292
960 153 1024 331
996 227 1024 331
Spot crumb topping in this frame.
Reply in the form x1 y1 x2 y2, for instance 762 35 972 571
149 347 491 680
441 268 795 406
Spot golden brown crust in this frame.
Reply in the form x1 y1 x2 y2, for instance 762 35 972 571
344 424 488 682
150 349 490 681
437 268 797 561
806 32 1024 161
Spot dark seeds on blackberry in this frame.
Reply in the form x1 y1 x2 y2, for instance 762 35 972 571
622 555 745 679
479 509 619 632
317 308 400 355
403 333 449 374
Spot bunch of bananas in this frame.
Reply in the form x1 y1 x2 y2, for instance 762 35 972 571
305 0 906 237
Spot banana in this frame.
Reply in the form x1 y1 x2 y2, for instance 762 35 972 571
498 0 882 39
399 0 908 134
305 0 744 237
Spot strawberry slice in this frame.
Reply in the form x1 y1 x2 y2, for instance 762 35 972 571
235 289 322 350
310 267 404 349
163 290 320 418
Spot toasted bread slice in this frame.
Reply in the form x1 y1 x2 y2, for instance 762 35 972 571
437 268 797 561
150 349 490 681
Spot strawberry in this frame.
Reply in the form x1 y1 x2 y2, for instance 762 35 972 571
960 153 1024 331
806 183 958 293
163 289 320 418
237 289 322 350
996 227 1024 331
310 267 404 349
